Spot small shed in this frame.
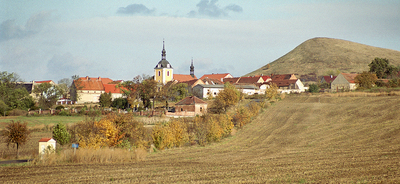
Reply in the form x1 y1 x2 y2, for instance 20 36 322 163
175 96 208 115
38 138 56 155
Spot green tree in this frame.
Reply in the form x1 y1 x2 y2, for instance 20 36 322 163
368 58 398 79
138 79 158 109
168 83 188 101
0 100 8 116
99 92 112 107
112 97 128 109
2 121 30 158
0 71 35 111
52 123 71 146
355 71 378 89
33 82 63 109
308 84 320 93
57 78 73 98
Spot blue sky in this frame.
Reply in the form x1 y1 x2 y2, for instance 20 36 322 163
1 0 399 82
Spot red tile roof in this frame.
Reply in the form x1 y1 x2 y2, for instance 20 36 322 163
223 77 240 84
271 74 297 81
175 96 207 105
74 76 114 91
271 79 297 87
202 77 224 85
39 138 53 142
200 73 232 82
173 74 197 82
237 76 262 84
103 84 124 94
322 75 337 83
35 80 54 84
261 76 271 81
341 73 358 83
179 79 204 87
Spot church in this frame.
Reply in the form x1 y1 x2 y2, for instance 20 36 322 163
154 41 196 84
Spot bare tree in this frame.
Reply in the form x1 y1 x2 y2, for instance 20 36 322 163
2 121 30 159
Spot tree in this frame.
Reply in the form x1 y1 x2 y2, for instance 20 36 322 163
265 83 279 100
33 82 63 109
368 58 398 79
210 82 240 113
52 123 71 146
112 98 128 109
58 78 73 98
355 71 378 89
168 83 188 101
0 71 35 111
99 92 112 107
2 121 30 158
308 84 320 93
138 79 158 109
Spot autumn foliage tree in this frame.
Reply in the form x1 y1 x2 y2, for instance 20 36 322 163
209 82 241 114
2 121 30 158
355 71 378 89
265 83 279 100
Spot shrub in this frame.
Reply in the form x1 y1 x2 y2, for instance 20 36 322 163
151 119 188 150
6 109 28 116
308 84 320 93
58 110 71 116
53 123 71 146
55 105 65 110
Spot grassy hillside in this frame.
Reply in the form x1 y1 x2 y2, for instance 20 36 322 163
1 95 400 183
246 37 400 79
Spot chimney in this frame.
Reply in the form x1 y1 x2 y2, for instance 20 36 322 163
98 77 101 81
86 76 89 80
330 75 333 78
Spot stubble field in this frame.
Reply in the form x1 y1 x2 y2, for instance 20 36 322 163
1 95 400 183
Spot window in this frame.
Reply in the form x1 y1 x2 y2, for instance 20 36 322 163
158 71 161 76
181 108 183 111
200 107 203 112
167 71 170 76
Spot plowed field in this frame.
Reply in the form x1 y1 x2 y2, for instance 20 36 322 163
1 96 400 183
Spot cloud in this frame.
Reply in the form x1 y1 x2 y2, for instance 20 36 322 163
224 4 243 13
117 4 156 15
188 0 243 18
0 11 52 42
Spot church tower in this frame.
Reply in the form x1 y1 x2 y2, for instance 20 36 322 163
154 41 173 84
190 58 194 78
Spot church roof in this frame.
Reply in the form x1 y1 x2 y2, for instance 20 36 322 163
173 74 197 82
154 41 173 69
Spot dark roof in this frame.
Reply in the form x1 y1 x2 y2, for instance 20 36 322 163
322 75 337 83
202 78 224 85
237 76 261 84
271 74 297 80
175 96 207 105
154 59 172 69
271 79 298 87
223 77 240 84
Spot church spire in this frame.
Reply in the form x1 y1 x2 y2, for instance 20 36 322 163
161 40 166 60
190 58 194 78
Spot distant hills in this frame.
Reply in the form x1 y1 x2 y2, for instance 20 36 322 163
246 37 400 81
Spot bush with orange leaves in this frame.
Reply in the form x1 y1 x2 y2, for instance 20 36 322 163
233 101 261 128
152 119 188 150
193 114 234 146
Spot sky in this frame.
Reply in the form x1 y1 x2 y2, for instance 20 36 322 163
1 0 399 82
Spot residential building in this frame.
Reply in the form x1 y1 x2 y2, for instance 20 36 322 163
331 73 358 91
200 73 233 82
170 96 208 117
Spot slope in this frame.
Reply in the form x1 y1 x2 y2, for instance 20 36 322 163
246 37 400 78
1 95 400 183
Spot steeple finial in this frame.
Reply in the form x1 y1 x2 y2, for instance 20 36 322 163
190 57 194 78
161 39 166 60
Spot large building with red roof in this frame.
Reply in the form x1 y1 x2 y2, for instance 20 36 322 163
70 76 124 104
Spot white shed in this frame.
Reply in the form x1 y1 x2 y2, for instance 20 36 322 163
38 138 56 155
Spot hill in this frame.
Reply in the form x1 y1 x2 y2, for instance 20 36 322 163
2 95 400 183
246 37 400 81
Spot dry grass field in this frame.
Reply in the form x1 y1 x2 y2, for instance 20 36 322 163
1 95 400 183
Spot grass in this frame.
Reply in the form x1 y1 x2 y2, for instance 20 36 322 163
1 95 400 183
0 116 85 130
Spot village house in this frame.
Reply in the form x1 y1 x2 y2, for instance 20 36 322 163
70 76 124 104
270 74 306 93
200 73 233 82
192 84 225 99
321 75 337 84
331 73 358 91
167 96 208 117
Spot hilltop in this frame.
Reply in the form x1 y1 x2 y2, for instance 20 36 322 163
246 37 400 80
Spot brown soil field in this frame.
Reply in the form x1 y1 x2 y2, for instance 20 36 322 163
1 95 400 183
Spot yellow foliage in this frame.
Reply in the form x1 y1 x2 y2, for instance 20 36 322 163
151 119 188 150
266 83 279 100
76 119 124 149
